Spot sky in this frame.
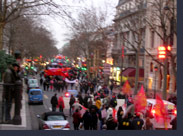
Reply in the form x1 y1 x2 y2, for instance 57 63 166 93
41 0 118 50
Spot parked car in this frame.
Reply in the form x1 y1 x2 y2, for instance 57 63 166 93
37 112 70 130
27 78 39 93
28 89 43 105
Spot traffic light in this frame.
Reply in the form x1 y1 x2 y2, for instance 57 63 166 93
158 45 172 59
158 46 166 59
31 66 34 69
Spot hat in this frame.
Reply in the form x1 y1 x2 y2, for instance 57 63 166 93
12 63 20 68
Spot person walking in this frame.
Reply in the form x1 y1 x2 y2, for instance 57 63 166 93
43 80 47 91
106 114 117 130
83 94 89 108
82 109 92 130
50 79 54 92
57 96 65 113
99 105 107 130
132 113 144 130
72 109 82 130
144 117 154 130
40 78 43 86
69 94 75 116
170 116 177 130
95 97 102 112
50 93 58 112
90 108 98 130
77 92 84 105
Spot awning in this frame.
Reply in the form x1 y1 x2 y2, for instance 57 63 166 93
122 68 135 77
122 67 144 78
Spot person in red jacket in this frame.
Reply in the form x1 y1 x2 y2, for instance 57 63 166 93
57 96 65 112
72 109 82 130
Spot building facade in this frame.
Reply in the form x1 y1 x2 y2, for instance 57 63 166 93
113 0 177 95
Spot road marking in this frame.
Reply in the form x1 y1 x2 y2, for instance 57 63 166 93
44 95 48 99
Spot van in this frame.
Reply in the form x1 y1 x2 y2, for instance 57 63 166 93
28 89 43 105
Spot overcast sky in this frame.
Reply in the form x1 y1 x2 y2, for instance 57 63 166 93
41 0 118 50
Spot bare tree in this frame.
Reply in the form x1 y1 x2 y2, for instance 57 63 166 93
145 0 177 99
64 6 111 79
4 16 58 59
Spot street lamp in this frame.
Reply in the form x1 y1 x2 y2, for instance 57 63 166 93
154 66 158 98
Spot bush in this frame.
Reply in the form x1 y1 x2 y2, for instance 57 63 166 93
0 50 16 73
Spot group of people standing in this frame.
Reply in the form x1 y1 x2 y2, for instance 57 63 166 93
50 93 65 112
70 94 149 130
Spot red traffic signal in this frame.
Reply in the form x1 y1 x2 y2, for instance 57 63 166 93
158 45 171 59
158 46 166 59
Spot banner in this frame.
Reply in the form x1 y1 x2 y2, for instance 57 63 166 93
134 85 147 113
154 95 169 129
122 80 131 95
65 78 78 84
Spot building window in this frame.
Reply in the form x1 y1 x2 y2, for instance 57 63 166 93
151 31 154 48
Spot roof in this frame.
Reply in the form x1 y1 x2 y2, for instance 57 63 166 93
29 89 42 91
147 99 175 106
44 112 65 116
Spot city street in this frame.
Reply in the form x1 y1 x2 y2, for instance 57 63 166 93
0 0 177 131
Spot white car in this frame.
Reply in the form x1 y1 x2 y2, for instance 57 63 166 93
37 112 70 130
145 99 177 129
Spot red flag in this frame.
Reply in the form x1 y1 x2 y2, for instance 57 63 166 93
122 80 131 95
154 95 169 129
134 85 147 113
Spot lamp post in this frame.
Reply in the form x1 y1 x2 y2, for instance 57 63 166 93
154 66 158 98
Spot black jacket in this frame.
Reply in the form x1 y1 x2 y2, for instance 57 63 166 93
82 111 92 127
132 117 144 130
51 96 58 107
106 116 117 130
69 97 75 106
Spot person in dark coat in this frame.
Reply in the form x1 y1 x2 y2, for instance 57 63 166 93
40 78 43 86
110 96 117 108
83 82 89 94
77 92 84 105
117 106 123 119
69 94 75 116
106 114 117 130
132 113 144 130
82 109 92 130
119 114 133 130
83 94 89 108
50 93 58 112
3 63 22 124
170 116 177 130
72 109 82 130
90 108 98 130
43 80 47 91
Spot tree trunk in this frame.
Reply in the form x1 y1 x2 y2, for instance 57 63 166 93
134 51 139 95
0 23 4 50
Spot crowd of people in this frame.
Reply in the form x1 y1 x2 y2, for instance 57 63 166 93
39 67 177 130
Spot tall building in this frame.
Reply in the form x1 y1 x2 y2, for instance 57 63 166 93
113 0 176 96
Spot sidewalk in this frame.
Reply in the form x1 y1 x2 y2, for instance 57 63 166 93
0 81 29 130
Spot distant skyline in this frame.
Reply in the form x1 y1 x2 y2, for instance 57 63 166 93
41 0 118 50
